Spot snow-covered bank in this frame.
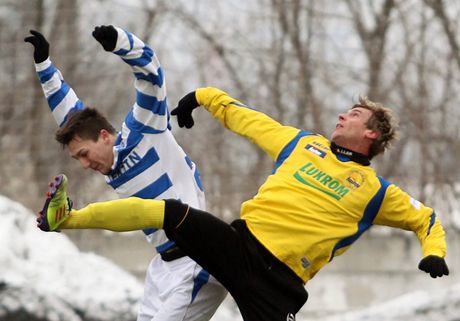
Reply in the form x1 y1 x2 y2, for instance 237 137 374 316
309 283 460 321
0 195 142 321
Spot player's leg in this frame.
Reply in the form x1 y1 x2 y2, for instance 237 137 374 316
38 176 165 232
39 181 247 292
137 256 192 321
37 178 247 317
162 199 249 293
161 200 306 321
181 268 227 321
137 257 164 321
137 256 227 321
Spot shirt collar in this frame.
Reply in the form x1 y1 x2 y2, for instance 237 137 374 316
330 142 371 166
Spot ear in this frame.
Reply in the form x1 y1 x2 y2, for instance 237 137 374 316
364 129 379 140
99 129 112 142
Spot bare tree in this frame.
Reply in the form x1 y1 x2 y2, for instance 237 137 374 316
345 0 396 101
424 0 460 70
0 0 49 208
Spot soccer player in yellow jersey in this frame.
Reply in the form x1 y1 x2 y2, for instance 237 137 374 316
38 87 449 321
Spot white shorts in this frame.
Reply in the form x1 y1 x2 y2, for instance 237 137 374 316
137 255 228 321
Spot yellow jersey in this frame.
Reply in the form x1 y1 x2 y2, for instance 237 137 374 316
196 87 446 283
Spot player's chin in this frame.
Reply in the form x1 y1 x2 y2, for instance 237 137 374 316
99 168 111 175
92 166 110 175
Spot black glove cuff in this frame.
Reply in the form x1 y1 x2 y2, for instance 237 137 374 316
181 91 199 110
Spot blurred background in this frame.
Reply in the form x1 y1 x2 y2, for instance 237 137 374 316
1 0 460 320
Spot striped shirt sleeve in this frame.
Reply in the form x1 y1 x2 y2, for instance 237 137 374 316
34 58 85 127
112 27 168 133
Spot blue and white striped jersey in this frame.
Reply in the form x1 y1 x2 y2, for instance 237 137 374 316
34 27 205 251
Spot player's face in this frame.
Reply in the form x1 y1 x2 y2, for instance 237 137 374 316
331 107 376 147
67 130 114 175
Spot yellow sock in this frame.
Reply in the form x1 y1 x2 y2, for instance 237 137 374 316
60 197 165 231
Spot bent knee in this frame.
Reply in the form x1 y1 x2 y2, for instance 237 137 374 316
163 199 190 230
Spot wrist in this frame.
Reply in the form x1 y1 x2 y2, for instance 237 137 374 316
112 27 126 53
195 88 208 107
422 249 445 258
35 57 52 71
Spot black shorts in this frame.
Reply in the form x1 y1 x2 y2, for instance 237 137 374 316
164 201 308 321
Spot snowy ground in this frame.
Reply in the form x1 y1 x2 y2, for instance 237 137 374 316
1 194 458 321
306 285 460 321
0 195 143 320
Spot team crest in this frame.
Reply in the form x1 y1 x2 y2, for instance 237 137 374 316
345 170 366 190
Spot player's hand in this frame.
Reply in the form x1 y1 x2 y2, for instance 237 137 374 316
92 25 117 51
171 91 200 128
24 30 50 63
418 255 449 278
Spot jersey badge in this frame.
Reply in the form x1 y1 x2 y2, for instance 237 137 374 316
344 170 366 190
305 144 326 158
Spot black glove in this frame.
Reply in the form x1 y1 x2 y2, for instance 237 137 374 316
418 255 449 278
171 91 200 128
92 25 117 51
24 30 49 63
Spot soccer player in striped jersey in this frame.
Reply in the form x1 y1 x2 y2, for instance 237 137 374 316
25 26 227 321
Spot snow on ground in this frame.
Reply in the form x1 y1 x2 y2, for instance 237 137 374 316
0 195 141 320
311 283 460 321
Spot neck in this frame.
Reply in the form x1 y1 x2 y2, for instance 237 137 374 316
330 142 371 165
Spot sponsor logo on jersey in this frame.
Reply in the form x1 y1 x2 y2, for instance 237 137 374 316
311 140 330 151
305 144 326 158
335 147 353 156
286 313 296 321
109 150 142 180
293 162 349 200
345 170 366 190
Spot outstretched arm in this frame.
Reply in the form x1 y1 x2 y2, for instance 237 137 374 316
24 30 84 127
172 87 301 161
374 183 449 278
93 25 168 133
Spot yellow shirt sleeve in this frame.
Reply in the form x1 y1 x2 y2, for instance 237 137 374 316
374 184 447 258
196 87 300 160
